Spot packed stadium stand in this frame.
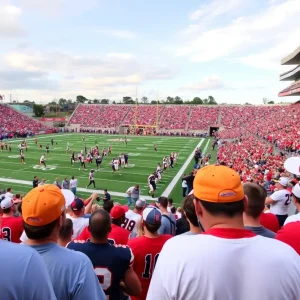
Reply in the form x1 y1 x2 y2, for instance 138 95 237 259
187 106 219 130
0 104 49 136
279 45 300 97
159 105 190 130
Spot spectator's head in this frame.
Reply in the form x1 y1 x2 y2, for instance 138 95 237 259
134 199 146 212
157 196 168 210
182 195 199 228
134 185 139 190
70 198 85 217
71 176 75 180
7 187 12 193
243 183 266 220
91 204 102 213
291 184 300 206
57 218 73 247
88 209 112 241
275 177 289 190
110 205 127 226
142 207 162 233
193 165 246 231
1 197 15 215
22 185 67 241
34 176 37 180
104 189 108 194
170 206 176 214
167 198 173 207
103 200 114 213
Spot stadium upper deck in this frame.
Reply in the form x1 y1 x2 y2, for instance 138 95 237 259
279 45 300 97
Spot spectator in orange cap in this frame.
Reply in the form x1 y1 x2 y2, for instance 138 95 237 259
147 165 300 300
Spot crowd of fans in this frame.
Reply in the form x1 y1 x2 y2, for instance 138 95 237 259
2 160 300 299
0 104 50 137
187 106 219 130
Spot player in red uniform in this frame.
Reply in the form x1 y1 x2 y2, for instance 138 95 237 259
75 205 130 245
127 207 172 300
0 197 23 243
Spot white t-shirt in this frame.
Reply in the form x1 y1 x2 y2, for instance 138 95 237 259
68 216 89 239
40 155 45 163
5 192 13 198
123 210 142 238
147 231 300 300
70 179 78 188
284 213 300 225
270 189 291 215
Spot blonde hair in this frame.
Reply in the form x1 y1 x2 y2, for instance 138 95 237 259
136 219 145 237
91 204 102 213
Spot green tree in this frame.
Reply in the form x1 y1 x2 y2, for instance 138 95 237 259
268 100 275 104
174 96 183 104
192 97 203 104
208 96 217 105
76 95 87 103
141 96 148 104
166 96 174 104
112 101 116 104
93 99 100 104
203 99 208 104
123 96 135 104
151 100 158 104
33 104 45 117
58 98 67 106
101 99 109 104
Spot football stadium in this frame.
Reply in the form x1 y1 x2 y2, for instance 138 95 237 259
1 1 300 300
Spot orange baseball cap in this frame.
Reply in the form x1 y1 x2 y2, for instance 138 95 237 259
193 165 244 203
22 184 66 226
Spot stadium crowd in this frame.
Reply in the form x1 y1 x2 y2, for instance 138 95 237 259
0 104 50 138
1 156 300 299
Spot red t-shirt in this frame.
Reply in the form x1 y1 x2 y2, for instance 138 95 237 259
127 235 172 300
0 216 23 243
74 224 130 245
275 222 300 255
260 212 280 233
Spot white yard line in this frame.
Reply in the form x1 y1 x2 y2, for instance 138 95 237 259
161 139 205 197
0 177 155 201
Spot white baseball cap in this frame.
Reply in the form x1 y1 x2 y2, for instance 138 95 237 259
1 197 14 209
292 184 300 198
61 189 75 207
277 177 289 187
284 157 300 175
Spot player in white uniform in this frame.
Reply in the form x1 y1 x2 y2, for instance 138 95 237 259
111 158 119 173
66 142 70 152
265 177 291 227
40 154 46 169
121 154 125 168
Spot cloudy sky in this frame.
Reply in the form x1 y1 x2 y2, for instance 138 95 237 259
0 0 300 104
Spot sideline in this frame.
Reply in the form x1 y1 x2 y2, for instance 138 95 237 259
161 139 205 197
0 177 156 201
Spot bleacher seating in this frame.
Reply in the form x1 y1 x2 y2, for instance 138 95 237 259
159 106 190 130
0 104 49 135
68 104 132 128
187 106 219 130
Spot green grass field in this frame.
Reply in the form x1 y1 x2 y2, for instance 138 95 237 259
0 134 215 207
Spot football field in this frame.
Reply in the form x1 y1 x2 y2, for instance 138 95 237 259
0 134 214 207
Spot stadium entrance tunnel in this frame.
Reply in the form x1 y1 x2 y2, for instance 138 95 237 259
209 127 219 137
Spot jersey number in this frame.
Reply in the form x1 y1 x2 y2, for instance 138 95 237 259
123 218 136 232
94 267 112 292
142 254 159 279
285 194 291 205
1 227 11 242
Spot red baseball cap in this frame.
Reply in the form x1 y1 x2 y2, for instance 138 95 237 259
110 205 127 219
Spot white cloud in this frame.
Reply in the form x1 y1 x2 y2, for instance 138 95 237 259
106 53 136 60
0 4 25 37
179 76 226 92
97 29 136 40
189 0 245 21
178 0 300 69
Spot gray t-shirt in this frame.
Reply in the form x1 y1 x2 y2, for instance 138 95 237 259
158 213 176 236
30 243 105 300
244 226 276 238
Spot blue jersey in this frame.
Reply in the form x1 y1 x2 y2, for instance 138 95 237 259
68 241 133 300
